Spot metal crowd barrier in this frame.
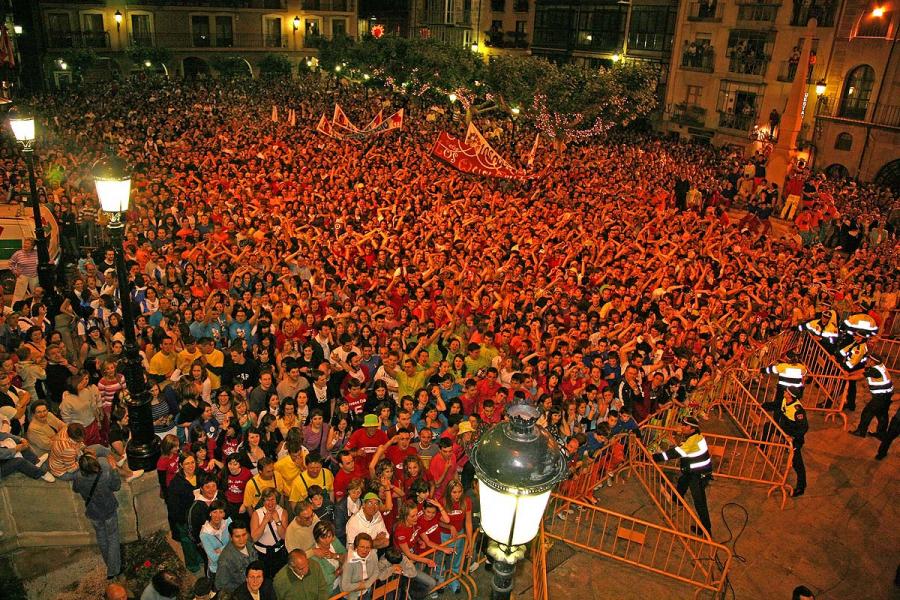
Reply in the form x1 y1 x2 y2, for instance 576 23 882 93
545 436 732 598
869 336 900 376
531 522 550 600
791 334 851 429
326 531 480 600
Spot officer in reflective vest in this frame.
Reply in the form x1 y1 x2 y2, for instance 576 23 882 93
769 386 809 497
761 356 807 410
799 310 839 349
652 416 713 534
836 314 878 411
851 360 894 438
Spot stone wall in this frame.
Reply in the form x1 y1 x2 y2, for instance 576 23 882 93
0 473 168 578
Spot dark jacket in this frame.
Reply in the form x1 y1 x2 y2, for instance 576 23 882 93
230 580 276 600
165 472 199 526
215 542 259 593
72 462 121 521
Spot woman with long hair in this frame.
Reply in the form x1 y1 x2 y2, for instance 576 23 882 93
60 370 103 446
166 452 205 574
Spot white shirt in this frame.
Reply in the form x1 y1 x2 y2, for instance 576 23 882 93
345 509 388 551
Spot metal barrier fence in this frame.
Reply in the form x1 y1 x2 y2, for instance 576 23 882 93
532 522 549 600
545 444 732 597
642 424 794 508
869 336 900 376
325 531 480 600
791 334 851 429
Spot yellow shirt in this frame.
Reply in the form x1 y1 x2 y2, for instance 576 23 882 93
274 452 308 496
243 473 279 509
203 349 224 389
176 348 203 374
288 468 335 504
149 351 177 378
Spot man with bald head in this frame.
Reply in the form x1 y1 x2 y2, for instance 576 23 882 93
272 549 330 600
105 583 128 600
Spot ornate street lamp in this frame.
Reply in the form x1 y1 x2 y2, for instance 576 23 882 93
470 403 568 600
93 156 160 471
7 107 58 306
114 10 123 32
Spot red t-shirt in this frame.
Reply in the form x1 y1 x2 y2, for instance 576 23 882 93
333 463 368 502
224 467 252 504
394 521 424 553
443 497 471 533
385 445 418 473
346 429 389 467
418 513 443 545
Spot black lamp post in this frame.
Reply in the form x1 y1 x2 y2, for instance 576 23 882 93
7 107 58 307
470 403 568 600
92 156 160 472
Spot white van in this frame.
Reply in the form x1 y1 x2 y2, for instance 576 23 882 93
0 203 60 293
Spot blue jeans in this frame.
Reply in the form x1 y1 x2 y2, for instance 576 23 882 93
0 449 43 480
438 532 465 592
91 513 121 577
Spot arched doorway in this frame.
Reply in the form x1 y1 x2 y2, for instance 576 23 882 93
183 57 210 80
824 163 850 180
873 159 900 194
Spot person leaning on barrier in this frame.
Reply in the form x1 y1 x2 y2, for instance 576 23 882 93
799 310 840 348
851 360 894 439
764 385 809 497
836 313 878 411
652 415 714 535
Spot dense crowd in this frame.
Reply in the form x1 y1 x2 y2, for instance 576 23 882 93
0 74 897 599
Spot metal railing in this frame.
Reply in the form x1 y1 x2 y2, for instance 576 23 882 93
680 47 714 72
544 491 731 596
791 334 852 429
776 60 817 82
303 0 354 10
671 104 708 127
325 530 481 599
46 31 111 49
872 104 900 128
128 32 285 48
718 111 758 132
727 53 769 76
790 4 836 26
532 523 549 600
687 1 723 21
869 336 900 376
737 3 781 23
628 32 671 52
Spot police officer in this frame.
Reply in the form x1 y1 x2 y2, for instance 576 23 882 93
851 360 894 438
799 310 839 349
761 353 806 410
769 386 809 497
836 314 878 411
652 416 713 534
875 410 900 461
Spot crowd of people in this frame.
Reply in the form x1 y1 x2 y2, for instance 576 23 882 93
0 73 896 599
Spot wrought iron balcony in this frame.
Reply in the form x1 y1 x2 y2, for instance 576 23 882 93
718 110 758 132
672 103 707 127
46 31 111 49
681 46 715 72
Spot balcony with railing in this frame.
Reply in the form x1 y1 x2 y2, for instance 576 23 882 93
628 32 672 53
672 103 708 127
872 104 900 128
718 110 758 132
46 31 111 49
301 0 354 10
687 1 723 22
736 2 781 24
129 32 285 49
681 45 715 72
775 60 817 82
790 2 835 27
727 51 769 76
484 30 528 48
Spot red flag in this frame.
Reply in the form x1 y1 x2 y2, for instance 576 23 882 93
363 109 383 132
386 108 403 130
316 114 342 139
431 130 529 181
289 108 296 127
271 105 278 123
0 26 14 68
526 134 541 168
332 104 359 132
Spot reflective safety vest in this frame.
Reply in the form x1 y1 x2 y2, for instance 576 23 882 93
843 313 879 336
801 311 839 340
838 340 868 371
660 433 713 473
778 397 809 439
866 364 894 396
764 362 807 388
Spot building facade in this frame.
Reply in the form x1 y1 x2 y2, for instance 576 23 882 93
413 0 535 58
530 0 678 108
812 1 899 187
662 0 840 149
35 0 358 86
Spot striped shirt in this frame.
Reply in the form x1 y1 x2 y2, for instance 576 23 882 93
9 248 39 277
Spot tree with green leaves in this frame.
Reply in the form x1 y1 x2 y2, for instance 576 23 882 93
125 45 172 69
60 49 98 79
258 53 292 79
210 55 253 79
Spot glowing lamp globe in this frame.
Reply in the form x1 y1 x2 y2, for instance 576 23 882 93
8 107 35 144
815 80 826 96
471 403 567 548
93 156 132 215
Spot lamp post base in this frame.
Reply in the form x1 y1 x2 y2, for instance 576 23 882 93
487 541 526 600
